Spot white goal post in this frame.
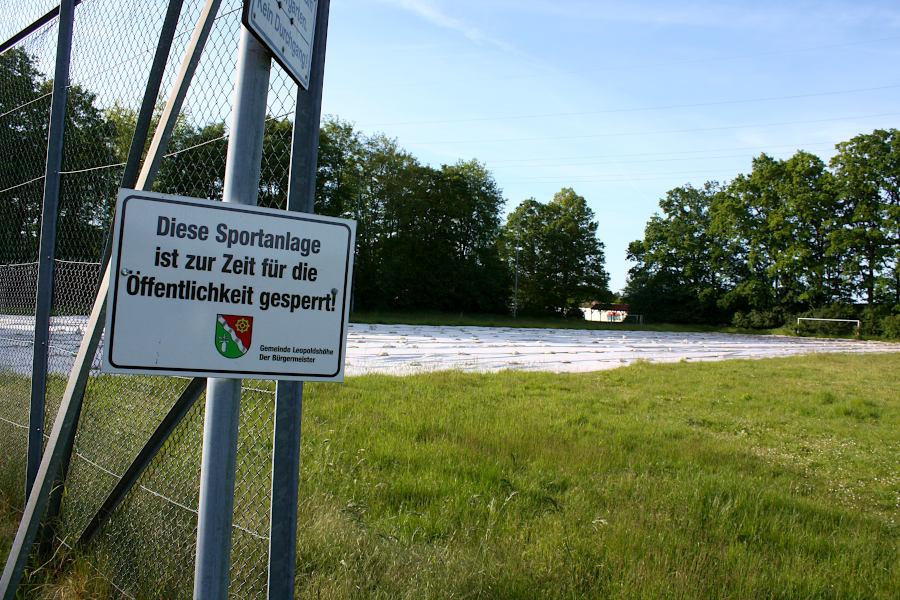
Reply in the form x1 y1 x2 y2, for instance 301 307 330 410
796 317 861 335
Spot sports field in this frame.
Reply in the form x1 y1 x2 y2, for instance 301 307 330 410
2 315 900 376
1 351 898 598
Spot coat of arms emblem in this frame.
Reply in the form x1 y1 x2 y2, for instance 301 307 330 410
215 314 253 359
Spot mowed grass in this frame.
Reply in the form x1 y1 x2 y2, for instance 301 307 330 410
2 353 899 598
292 353 900 598
0 455 113 599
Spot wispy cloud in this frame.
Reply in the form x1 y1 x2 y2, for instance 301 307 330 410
379 0 515 52
496 0 900 31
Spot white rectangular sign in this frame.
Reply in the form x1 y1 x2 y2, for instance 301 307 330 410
103 189 355 381
243 0 317 89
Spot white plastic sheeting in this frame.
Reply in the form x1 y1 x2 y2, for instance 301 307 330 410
344 323 900 375
3 315 899 377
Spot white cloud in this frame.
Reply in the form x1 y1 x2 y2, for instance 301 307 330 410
493 0 900 31
379 0 515 52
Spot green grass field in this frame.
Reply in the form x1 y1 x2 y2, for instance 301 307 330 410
1 353 898 598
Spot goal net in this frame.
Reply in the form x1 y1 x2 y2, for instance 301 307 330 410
796 317 860 338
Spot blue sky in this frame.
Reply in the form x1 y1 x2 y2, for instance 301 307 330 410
8 0 898 292
319 0 900 292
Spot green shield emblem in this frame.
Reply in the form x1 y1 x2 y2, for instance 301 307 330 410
215 314 253 359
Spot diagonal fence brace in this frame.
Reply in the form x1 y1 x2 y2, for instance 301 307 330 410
76 378 206 548
0 265 109 599
1 0 222 596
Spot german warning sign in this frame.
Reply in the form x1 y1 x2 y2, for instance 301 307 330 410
102 189 355 381
243 0 318 89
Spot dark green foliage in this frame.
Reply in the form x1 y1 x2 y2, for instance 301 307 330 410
3 51 613 314
731 308 788 330
313 123 608 315
798 303 859 323
0 48 52 263
313 122 513 312
0 49 125 263
154 120 228 201
626 133 899 332
500 188 611 316
55 81 121 261
790 303 900 338
881 314 900 338
624 183 726 323
829 129 899 305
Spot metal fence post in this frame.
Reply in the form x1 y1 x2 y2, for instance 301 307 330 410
26 0 75 501
76 379 206 548
136 0 222 189
1 2 217 595
267 2 330 597
1 267 109 600
117 0 187 203
0 265 7 311
44 0 190 533
194 28 271 600
0 1 83 55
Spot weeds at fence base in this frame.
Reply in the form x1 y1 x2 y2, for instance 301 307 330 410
0 475 113 599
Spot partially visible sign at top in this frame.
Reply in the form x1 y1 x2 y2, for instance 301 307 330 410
243 0 318 89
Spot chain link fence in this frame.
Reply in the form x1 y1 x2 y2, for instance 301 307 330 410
1 0 301 596
0 2 57 506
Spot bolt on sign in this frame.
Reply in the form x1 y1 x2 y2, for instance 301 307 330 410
243 0 318 89
102 189 356 381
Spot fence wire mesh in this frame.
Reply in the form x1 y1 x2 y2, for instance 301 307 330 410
1 0 301 596
0 1 60 48
0 3 58 509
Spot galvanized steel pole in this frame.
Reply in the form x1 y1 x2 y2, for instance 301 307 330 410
2 3 216 595
267 2 330 597
1 265 110 600
27 0 75 500
193 28 271 600
136 0 222 189
46 0 189 534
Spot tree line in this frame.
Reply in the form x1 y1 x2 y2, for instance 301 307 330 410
624 131 899 334
1 48 610 316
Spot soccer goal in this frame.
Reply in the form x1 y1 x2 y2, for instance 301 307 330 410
796 317 861 338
